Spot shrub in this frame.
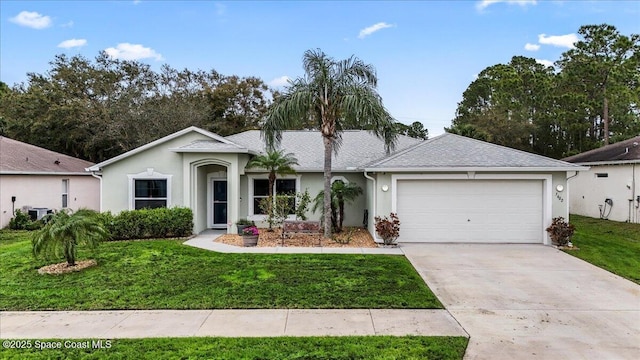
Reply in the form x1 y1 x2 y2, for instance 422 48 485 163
375 213 401 245
103 207 193 240
546 217 575 246
8 210 43 230
295 189 311 220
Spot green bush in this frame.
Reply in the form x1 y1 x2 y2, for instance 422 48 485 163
8 210 43 230
101 207 193 240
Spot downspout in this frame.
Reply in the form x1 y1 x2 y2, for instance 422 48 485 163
90 171 103 212
363 171 380 242
633 163 637 223
566 171 579 222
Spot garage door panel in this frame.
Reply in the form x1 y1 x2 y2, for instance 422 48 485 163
396 180 543 243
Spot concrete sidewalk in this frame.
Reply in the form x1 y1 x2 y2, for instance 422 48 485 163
183 231 404 255
0 309 467 339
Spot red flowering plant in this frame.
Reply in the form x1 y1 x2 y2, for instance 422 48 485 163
242 226 259 236
374 213 400 245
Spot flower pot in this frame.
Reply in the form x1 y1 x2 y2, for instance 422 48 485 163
242 235 258 247
237 224 248 235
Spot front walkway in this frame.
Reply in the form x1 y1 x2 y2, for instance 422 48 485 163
183 230 404 254
1 309 466 339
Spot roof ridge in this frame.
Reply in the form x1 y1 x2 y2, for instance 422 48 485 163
365 133 446 167
443 133 576 166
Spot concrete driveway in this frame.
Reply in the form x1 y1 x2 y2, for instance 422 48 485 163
401 244 640 359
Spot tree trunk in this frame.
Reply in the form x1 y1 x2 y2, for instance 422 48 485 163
268 172 276 230
337 197 344 233
323 136 333 238
603 94 609 145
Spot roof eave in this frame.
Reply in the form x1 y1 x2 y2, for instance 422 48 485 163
0 171 94 176
168 148 251 153
571 159 640 166
363 166 589 172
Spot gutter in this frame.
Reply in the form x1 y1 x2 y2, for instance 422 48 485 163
89 170 103 212
363 171 381 243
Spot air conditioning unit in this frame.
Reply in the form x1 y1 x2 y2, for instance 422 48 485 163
28 208 52 221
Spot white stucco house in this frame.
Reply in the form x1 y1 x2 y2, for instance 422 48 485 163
564 136 640 223
0 136 100 228
86 126 585 244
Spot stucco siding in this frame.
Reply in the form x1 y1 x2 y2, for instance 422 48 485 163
100 132 210 213
0 175 99 228
568 164 639 223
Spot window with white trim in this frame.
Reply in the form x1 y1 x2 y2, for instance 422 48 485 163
251 178 297 215
62 179 69 208
133 179 168 209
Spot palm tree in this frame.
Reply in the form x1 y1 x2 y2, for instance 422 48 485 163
263 49 397 238
246 150 299 198
312 180 363 233
32 209 109 267
246 150 299 230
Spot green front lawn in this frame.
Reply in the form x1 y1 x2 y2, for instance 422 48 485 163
0 231 441 310
568 215 640 284
0 336 468 360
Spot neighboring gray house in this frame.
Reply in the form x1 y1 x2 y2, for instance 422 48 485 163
564 136 640 223
0 137 100 228
87 126 584 244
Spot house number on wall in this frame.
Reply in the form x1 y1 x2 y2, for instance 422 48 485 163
556 192 564 202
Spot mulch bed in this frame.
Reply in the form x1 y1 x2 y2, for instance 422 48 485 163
216 227 377 248
37 259 97 275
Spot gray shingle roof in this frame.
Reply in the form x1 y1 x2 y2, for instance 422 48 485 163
563 136 640 163
365 133 582 170
225 130 422 171
0 136 95 174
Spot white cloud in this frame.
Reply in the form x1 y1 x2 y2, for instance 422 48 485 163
9 11 52 29
57 39 87 49
476 0 536 11
535 59 554 68
358 22 394 39
104 43 163 61
60 21 74 28
538 33 578 48
269 76 290 87
133 0 141 4
524 43 540 51
215 2 226 16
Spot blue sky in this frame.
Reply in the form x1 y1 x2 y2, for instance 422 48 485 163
1 1 639 135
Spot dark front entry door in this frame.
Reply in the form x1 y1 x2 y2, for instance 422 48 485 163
212 180 227 227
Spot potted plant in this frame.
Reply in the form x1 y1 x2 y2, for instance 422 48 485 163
236 218 253 235
241 225 260 247
374 213 400 246
546 217 575 246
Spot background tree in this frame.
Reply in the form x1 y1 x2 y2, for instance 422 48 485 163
32 209 109 267
0 52 273 162
395 121 429 139
263 49 398 238
556 24 640 146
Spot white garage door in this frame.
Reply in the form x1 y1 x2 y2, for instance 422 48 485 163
396 179 543 243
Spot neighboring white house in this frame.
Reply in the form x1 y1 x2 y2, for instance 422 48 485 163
564 136 640 223
87 126 585 244
0 137 100 228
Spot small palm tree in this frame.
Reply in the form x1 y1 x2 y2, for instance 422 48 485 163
312 180 363 233
246 150 299 230
246 150 299 198
263 49 398 238
32 209 109 267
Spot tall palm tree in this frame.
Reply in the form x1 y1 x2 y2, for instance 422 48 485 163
263 49 398 238
312 180 363 233
32 209 109 266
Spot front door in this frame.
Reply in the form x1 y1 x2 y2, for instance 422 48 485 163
212 180 227 227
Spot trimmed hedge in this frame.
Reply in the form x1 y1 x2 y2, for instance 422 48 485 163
100 207 193 240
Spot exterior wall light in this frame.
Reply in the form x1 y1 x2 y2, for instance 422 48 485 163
381 185 389 192
556 185 564 192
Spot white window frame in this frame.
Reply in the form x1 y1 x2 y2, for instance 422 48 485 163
247 174 300 221
62 179 69 208
128 169 172 210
